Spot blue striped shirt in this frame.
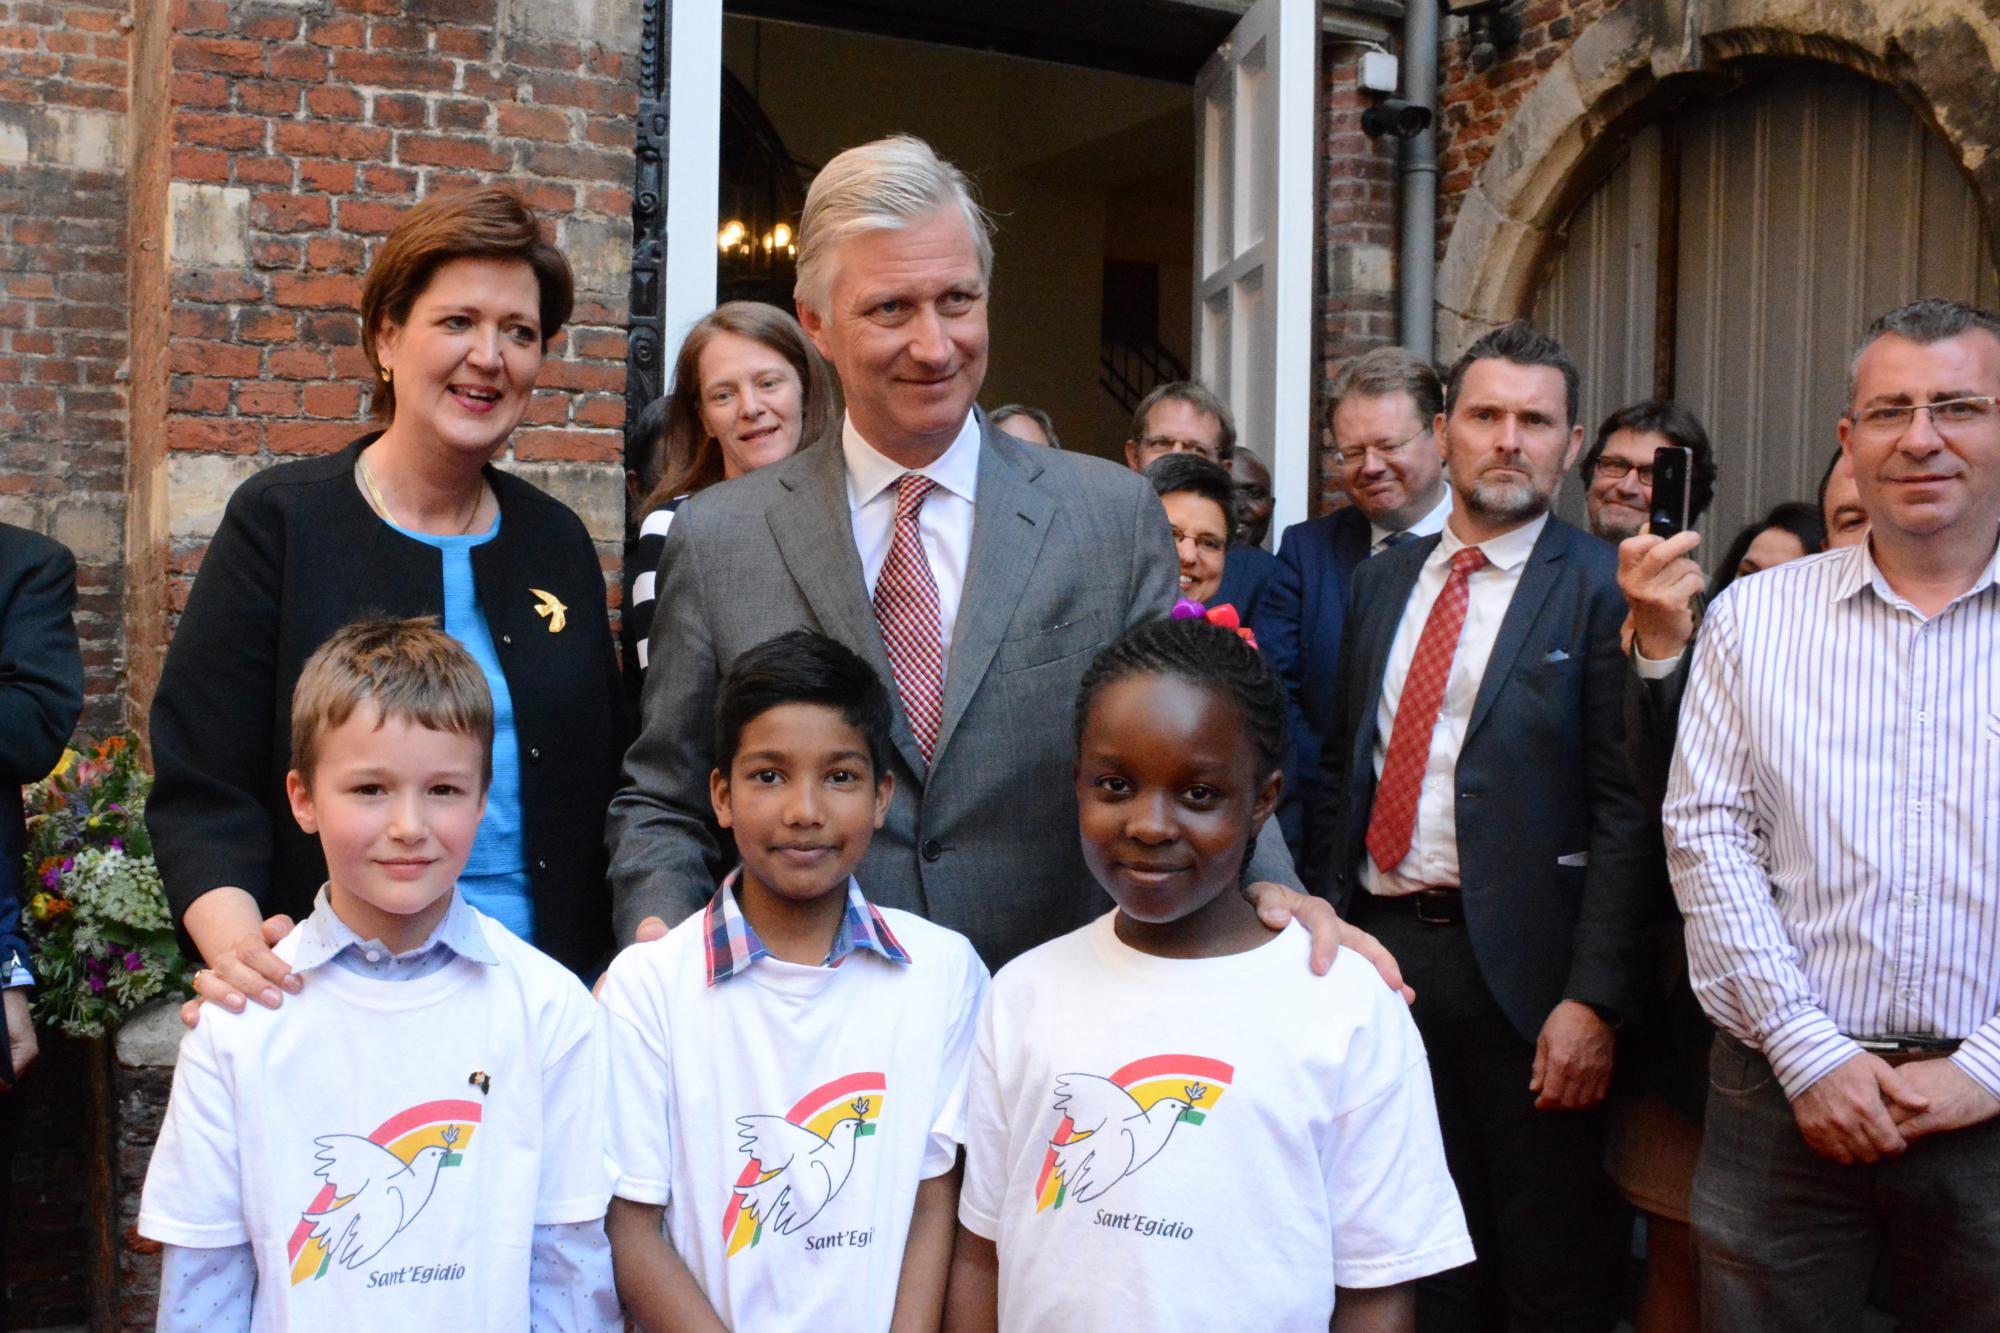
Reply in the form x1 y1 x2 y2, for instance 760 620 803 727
1664 537 2000 1101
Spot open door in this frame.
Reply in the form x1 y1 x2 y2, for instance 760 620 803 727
1193 0 1316 542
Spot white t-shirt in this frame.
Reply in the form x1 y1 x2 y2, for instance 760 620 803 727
137 909 609 1331
599 904 988 1332
960 913 1473 1331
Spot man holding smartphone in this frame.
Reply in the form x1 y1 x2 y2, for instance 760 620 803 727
1580 400 1717 544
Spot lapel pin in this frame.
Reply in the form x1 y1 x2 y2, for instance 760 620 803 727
530 588 567 633
468 1070 491 1095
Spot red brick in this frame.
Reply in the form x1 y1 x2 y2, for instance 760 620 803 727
299 159 357 193
172 270 263 304
234 79 300 116
306 16 366 47
330 345 374 378
235 309 299 343
367 19 428 51
533 358 623 393
267 420 357 454
336 199 406 234
372 92 428 129
359 164 417 196
170 305 231 340
497 103 570 142
436 98 490 131
303 381 365 418
167 416 262 454
174 36 265 77
506 38 581 72
254 193 334 236
271 272 361 309
267 46 329 81
435 27 490 59
574 394 626 428
306 234 366 271
511 427 621 462
168 339 263 377
269 346 334 379
170 146 232 184
236 381 300 416
507 176 576 212
173 111 266 150
251 237 304 268
272 120 391 159
524 142 625 184
569 328 627 359
399 134 511 171
332 49 455 92
582 186 632 217
582 114 630 149
523 392 566 425
519 72 631 116
47 31 91 56
171 72 230 109
230 155 291 189
171 0 232 33
305 85 364 119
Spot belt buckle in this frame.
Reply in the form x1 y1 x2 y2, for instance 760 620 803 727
1414 889 1458 926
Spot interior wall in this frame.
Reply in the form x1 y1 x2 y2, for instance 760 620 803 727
722 17 1195 461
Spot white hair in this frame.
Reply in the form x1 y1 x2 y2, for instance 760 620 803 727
794 134 994 318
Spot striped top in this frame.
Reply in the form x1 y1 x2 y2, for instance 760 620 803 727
1664 537 2000 1100
701 869 911 987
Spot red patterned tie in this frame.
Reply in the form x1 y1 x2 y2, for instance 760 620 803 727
874 473 945 762
1365 546 1489 874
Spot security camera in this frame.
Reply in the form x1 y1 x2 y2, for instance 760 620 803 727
1361 99 1433 140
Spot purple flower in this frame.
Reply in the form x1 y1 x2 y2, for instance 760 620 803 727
87 976 105 995
41 867 60 890
123 951 144 972
110 838 123 852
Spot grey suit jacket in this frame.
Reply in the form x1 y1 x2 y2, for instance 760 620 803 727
605 414 1303 966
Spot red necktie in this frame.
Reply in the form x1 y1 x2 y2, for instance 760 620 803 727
1365 546 1489 874
874 473 945 762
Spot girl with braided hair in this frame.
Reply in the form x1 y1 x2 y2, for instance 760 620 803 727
948 615 1471 1332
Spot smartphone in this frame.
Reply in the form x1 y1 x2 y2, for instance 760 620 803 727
1649 446 1693 539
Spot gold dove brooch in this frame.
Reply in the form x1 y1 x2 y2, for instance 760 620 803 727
530 588 567 633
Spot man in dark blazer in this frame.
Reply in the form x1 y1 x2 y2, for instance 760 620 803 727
1309 324 1652 1332
606 136 1340 972
0 521 82 1326
1257 346 1451 858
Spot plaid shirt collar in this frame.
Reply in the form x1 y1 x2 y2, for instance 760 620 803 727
703 869 911 987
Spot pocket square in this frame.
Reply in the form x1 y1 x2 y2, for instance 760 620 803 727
1543 648 1572 663
1556 851 1589 867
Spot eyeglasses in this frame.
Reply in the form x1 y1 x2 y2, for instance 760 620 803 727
1335 426 1429 470
1589 457 1653 485
1169 525 1227 556
1846 396 2000 441
1139 435 1222 462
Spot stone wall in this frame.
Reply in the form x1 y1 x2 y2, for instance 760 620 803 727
0 0 133 736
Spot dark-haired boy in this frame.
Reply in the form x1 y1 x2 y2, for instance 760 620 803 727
601 630 989 1331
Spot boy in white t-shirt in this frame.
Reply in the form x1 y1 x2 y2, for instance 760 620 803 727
138 618 617 1331
949 615 1474 1332
601 630 988 1331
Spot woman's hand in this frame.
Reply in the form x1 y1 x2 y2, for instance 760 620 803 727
180 887 300 1028
1244 881 1413 1001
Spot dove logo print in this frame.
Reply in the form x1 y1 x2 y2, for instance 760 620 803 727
286 1099 482 1286
1034 1055 1235 1213
723 1072 887 1257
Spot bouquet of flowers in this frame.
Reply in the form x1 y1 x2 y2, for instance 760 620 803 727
20 734 189 1037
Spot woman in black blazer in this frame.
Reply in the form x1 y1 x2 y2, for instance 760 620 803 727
147 189 627 994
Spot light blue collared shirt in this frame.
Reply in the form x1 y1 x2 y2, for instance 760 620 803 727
289 885 500 982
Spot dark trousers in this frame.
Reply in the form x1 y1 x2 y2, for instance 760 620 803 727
1361 904 1623 1333
1692 1034 2000 1332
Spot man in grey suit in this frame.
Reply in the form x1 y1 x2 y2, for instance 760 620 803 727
606 135 1368 973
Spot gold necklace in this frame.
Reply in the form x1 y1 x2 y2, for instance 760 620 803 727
358 454 483 535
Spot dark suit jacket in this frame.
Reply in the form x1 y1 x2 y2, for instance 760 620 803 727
1213 543 1276 622
146 439 628 977
605 415 1303 968
0 524 83 974
1309 517 1654 1040
1253 507 1372 857
1623 651 1689 815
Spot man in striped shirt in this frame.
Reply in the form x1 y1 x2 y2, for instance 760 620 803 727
1664 297 2000 1327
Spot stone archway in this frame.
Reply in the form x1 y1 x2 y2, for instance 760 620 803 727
1432 0 2000 358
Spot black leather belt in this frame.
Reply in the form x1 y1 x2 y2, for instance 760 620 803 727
1363 888 1462 925
1853 1036 1961 1066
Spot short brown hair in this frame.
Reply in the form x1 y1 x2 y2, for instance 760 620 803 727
640 301 839 513
1129 381 1237 462
291 618 495 792
1327 346 1444 424
359 188 575 420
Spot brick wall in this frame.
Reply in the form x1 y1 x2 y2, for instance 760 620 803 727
1315 40 1400 512
149 0 637 650
0 0 132 736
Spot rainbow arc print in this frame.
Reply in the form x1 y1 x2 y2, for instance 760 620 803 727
1034 1054 1235 1213
286 1099 482 1285
723 1072 887 1257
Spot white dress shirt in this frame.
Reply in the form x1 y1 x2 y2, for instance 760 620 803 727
1368 486 1453 556
1665 537 2000 1101
1363 512 1550 897
843 410 981 659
